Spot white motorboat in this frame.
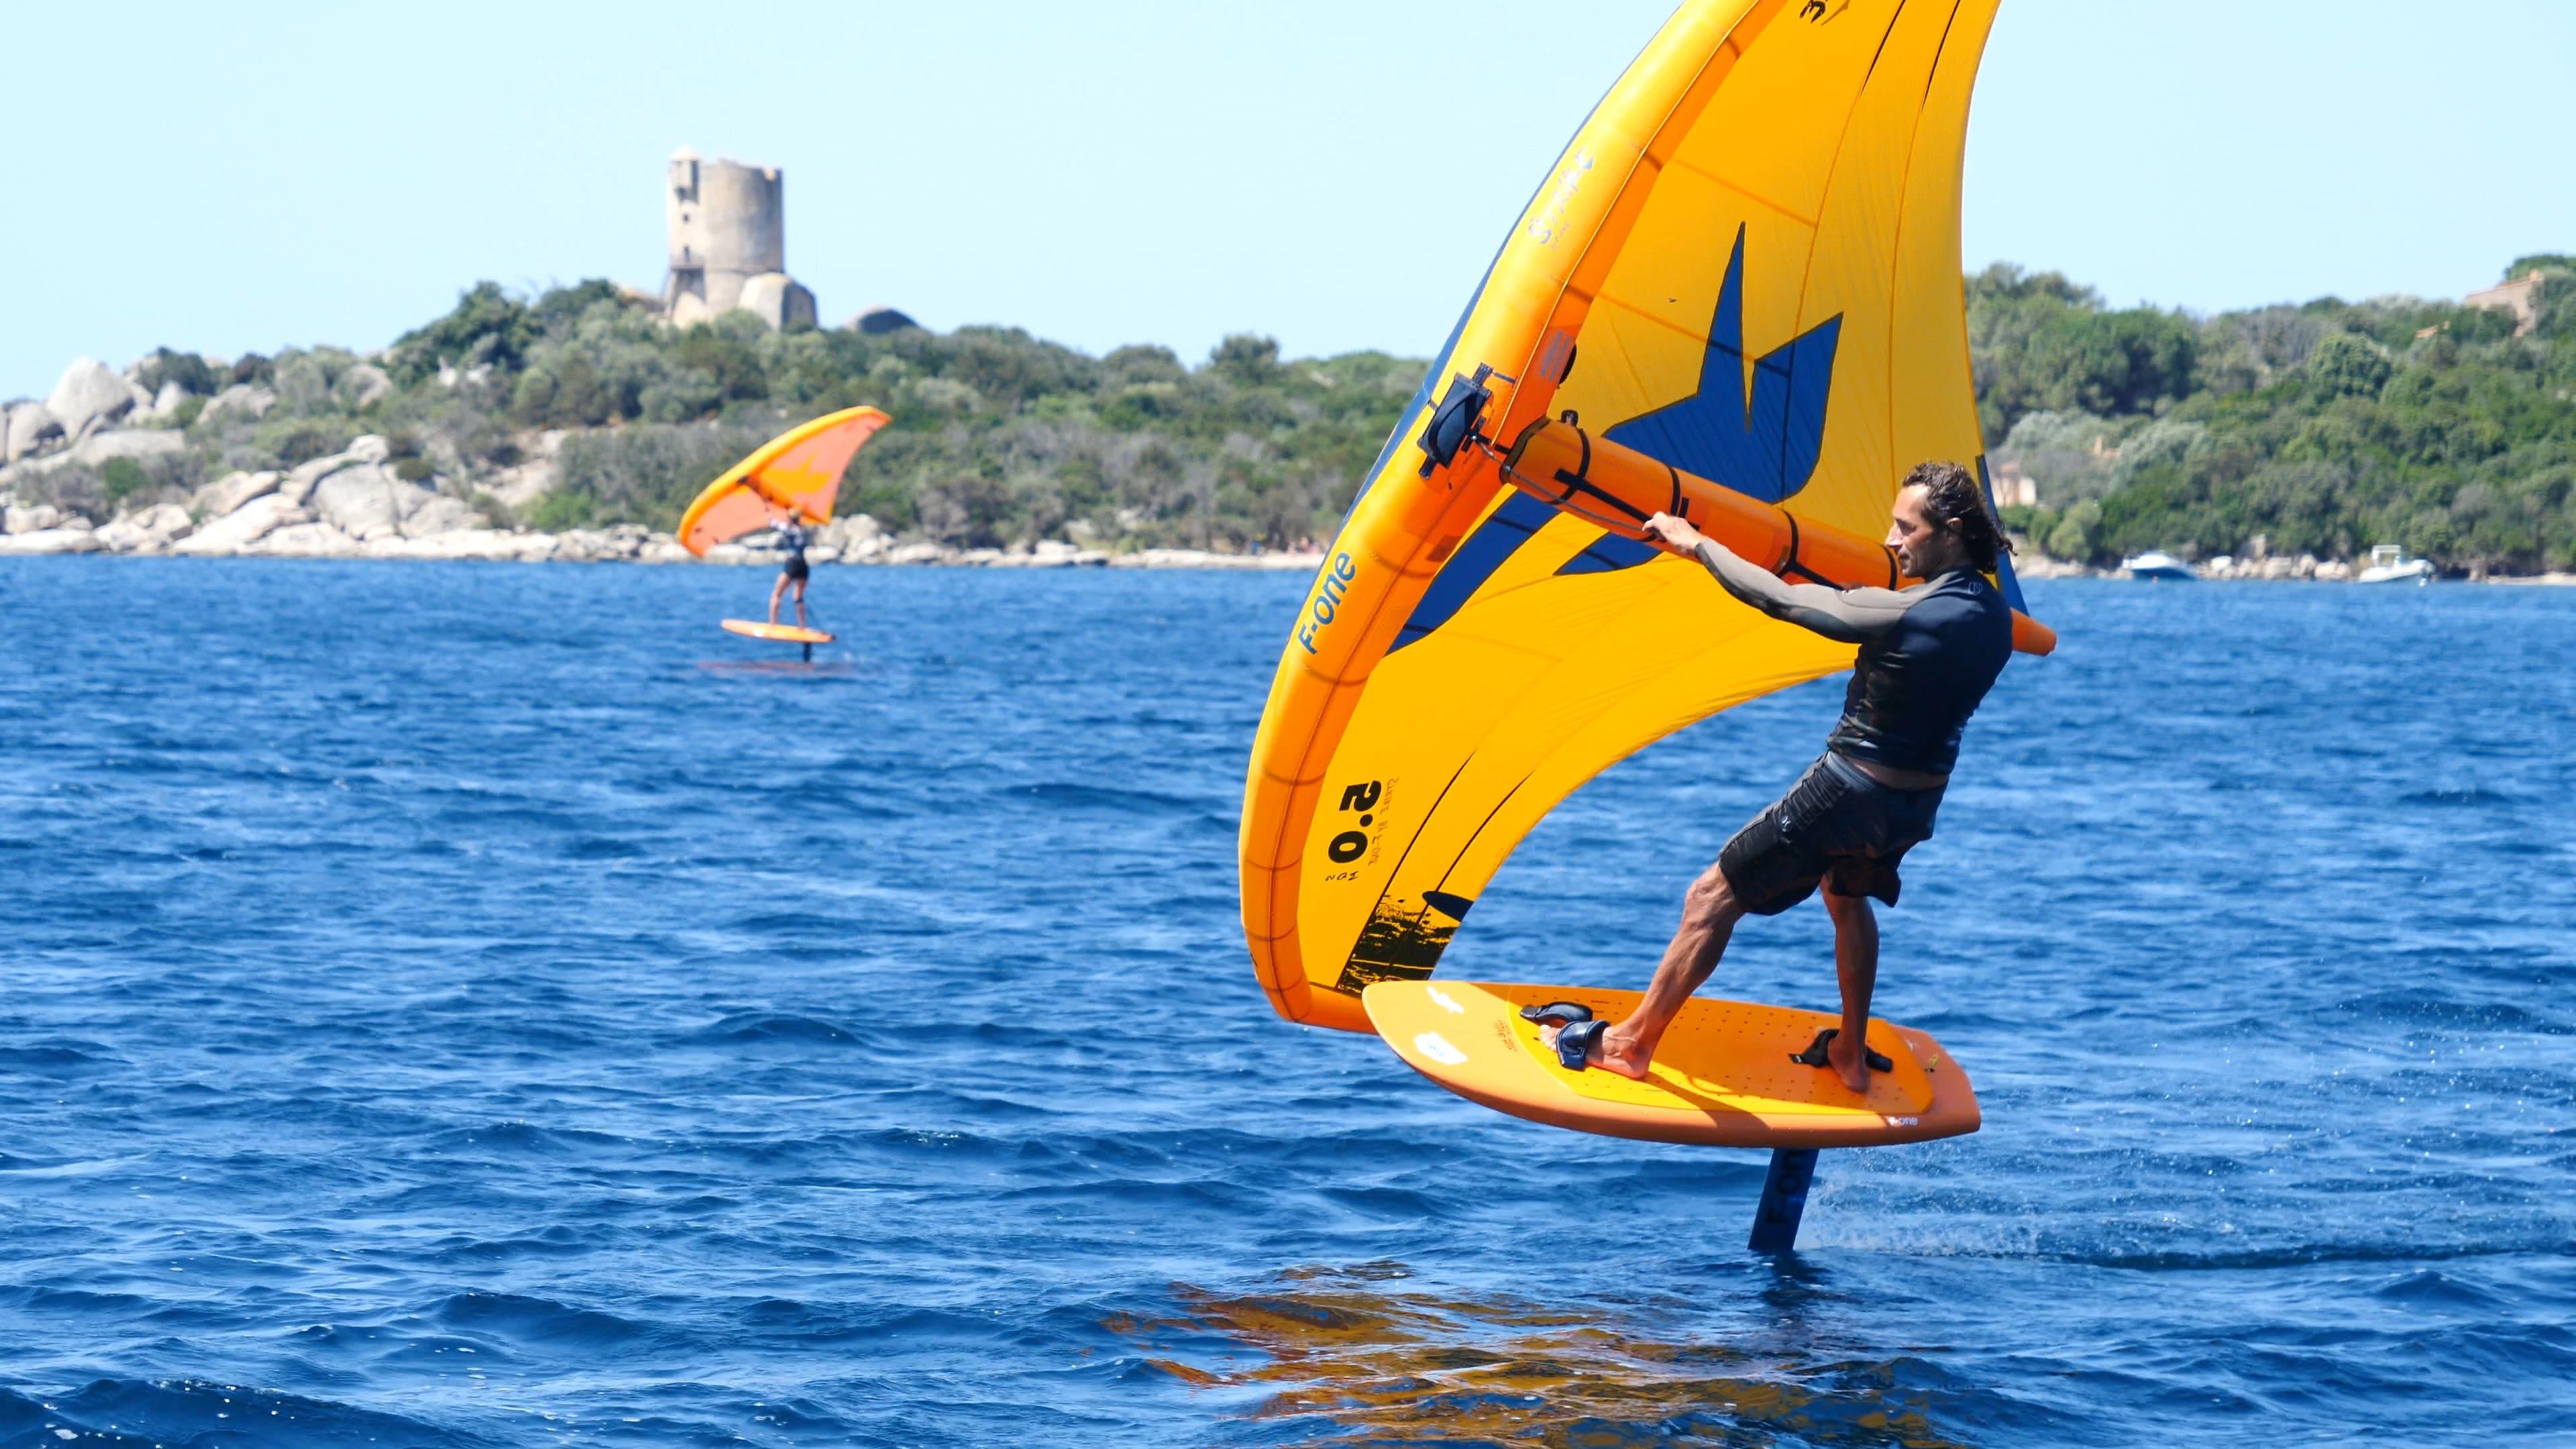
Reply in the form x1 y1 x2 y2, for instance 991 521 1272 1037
2121 551 2198 581
2356 544 2434 585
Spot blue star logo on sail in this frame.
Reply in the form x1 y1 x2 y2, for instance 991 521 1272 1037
1391 226 1843 645
1605 225 1841 507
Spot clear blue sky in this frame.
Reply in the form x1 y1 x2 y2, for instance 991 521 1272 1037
5 1 2570 400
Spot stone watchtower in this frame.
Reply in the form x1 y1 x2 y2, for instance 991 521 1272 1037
662 148 816 329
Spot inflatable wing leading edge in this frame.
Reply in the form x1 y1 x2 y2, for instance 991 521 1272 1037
676 406 892 555
1242 0 2051 1034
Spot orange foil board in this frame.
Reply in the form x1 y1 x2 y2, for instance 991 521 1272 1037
720 619 834 645
1361 981 1979 1149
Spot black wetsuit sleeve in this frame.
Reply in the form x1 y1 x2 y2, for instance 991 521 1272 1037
1690 541 1916 645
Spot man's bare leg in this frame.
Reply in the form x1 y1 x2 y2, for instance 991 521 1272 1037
1542 861 1747 1080
767 574 789 625
792 577 808 628
1821 887 1878 1093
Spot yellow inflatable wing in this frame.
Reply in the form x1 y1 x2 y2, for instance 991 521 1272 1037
1241 0 2041 1034
676 407 891 556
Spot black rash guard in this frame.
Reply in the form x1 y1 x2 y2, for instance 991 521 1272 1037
773 518 810 561
1692 541 2012 775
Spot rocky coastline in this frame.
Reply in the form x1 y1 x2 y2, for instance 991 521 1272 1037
0 411 1320 570
5 432 2567 582
5 360 2567 581
0 354 1338 570
0 486 1316 572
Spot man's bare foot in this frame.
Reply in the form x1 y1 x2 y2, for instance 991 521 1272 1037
1538 1021 1658 1080
1825 1030 1872 1094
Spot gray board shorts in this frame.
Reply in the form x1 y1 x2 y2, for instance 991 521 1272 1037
1717 753 1945 915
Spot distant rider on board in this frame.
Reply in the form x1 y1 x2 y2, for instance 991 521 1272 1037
767 510 813 629
1538 462 2014 1095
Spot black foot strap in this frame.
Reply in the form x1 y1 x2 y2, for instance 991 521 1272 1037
1551 1018 1609 1071
1790 1027 1892 1074
1519 1002 1602 1071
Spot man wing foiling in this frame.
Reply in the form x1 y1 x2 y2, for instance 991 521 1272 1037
1538 461 2015 1093
767 512 813 628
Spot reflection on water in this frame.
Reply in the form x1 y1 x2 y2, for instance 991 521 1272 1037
690 657 859 678
1120 1264 1974 1448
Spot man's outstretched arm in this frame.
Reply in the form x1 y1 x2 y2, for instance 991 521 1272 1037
1642 513 1912 645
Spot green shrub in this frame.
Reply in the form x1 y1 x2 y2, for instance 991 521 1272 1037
466 490 515 529
260 417 355 467
136 347 217 398
525 490 598 532
101 458 151 510
555 417 787 525
2045 499 2102 561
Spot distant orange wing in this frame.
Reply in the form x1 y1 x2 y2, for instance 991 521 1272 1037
676 407 891 555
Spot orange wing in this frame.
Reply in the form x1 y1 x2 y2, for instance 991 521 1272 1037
676 407 892 555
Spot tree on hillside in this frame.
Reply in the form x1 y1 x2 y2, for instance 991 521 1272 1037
389 282 540 382
1978 256 2576 573
2304 332 2392 401
1210 333 1283 387
1967 264 2196 439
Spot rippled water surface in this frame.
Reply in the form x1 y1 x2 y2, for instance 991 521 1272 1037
2 559 2570 1448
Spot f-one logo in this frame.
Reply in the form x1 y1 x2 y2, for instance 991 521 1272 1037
1295 552 1358 655
1527 152 1594 246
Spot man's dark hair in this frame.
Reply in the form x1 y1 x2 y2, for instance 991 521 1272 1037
1902 460 2009 572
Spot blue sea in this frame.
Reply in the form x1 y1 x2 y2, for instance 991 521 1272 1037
1 558 2570 1448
